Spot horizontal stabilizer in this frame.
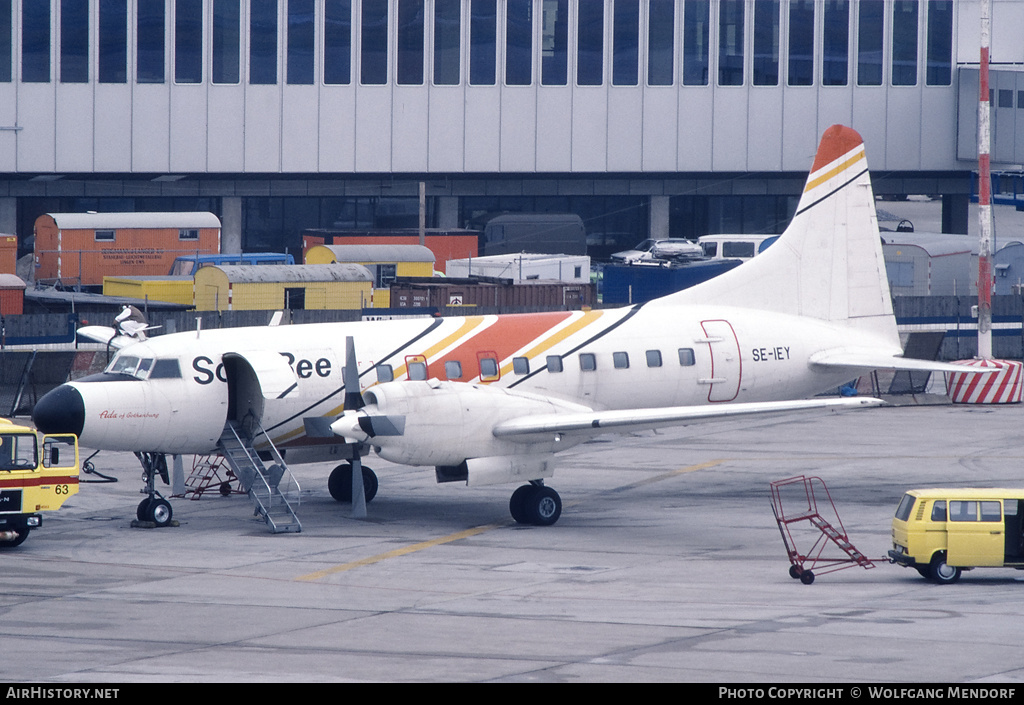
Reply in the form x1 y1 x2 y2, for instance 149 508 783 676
809 350 996 375
76 325 132 348
492 397 882 439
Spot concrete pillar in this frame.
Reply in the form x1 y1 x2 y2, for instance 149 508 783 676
649 196 670 239
941 193 969 235
436 196 459 229
0 198 15 235
221 197 243 253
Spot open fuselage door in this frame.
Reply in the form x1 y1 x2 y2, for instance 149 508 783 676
700 320 742 402
223 351 298 437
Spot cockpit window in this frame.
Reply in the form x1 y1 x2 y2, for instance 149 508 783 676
150 359 182 379
107 355 157 380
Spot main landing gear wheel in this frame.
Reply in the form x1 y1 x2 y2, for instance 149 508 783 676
509 484 562 526
137 497 174 527
328 463 378 503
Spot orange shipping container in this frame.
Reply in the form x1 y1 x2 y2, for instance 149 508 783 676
0 234 17 275
34 212 221 288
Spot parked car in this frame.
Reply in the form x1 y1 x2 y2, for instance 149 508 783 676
610 238 702 263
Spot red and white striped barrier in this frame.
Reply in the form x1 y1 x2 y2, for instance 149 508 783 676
947 359 1024 404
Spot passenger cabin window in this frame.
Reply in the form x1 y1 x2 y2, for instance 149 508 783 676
547 355 563 373
479 356 499 381
178 229 198 241
95 230 115 242
377 364 394 383
408 360 428 381
513 357 530 375
579 353 597 371
930 500 947 522
646 350 662 367
445 361 462 379
678 348 696 366
613 352 629 369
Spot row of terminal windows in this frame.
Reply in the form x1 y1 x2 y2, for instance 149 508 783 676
1 0 953 88
374 347 698 382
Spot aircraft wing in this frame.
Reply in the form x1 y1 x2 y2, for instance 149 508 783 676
808 350 993 375
492 396 883 439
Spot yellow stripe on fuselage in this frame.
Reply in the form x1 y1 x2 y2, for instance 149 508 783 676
498 309 605 376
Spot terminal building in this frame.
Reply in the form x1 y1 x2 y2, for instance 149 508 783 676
1 0 1023 261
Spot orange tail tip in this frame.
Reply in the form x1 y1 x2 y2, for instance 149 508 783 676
810 125 865 174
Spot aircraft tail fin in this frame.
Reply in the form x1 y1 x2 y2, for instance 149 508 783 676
655 125 896 343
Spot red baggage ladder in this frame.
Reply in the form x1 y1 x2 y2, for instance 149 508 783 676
770 475 879 584
177 455 242 500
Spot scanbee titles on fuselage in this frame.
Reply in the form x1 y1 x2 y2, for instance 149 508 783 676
32 125 972 527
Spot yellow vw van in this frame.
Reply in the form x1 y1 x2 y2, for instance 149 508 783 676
889 488 1024 584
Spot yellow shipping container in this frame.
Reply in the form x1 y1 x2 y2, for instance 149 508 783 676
305 245 434 308
103 276 195 306
193 264 373 311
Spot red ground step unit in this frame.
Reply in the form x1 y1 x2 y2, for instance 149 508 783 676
770 475 880 584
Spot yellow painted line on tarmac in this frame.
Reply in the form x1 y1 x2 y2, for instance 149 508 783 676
610 459 727 493
296 523 503 581
295 459 725 581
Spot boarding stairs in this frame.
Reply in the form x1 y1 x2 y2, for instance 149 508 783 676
217 421 302 534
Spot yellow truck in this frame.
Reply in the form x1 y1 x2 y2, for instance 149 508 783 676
889 488 1024 584
0 419 79 548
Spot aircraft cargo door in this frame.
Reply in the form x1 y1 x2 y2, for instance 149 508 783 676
700 320 742 402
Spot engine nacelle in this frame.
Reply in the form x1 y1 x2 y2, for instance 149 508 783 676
348 380 591 468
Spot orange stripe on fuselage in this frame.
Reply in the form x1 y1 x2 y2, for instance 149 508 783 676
435 311 576 382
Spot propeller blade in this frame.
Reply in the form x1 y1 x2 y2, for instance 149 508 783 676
342 336 367 518
350 453 367 519
344 336 364 411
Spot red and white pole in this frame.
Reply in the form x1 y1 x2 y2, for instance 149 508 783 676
948 0 1023 404
977 0 993 360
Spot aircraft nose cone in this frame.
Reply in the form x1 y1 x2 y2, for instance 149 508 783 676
32 385 85 436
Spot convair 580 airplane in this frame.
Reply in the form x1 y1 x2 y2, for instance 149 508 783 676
32 126 968 529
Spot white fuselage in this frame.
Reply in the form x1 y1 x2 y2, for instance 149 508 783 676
63 301 886 458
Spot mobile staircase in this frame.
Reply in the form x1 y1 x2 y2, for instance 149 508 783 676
770 475 878 584
218 420 302 534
